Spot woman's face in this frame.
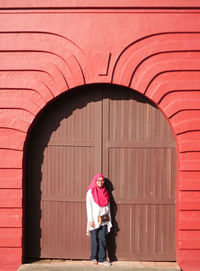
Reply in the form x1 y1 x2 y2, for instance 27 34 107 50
96 177 104 188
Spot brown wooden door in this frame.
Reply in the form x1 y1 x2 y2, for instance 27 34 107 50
25 87 103 259
25 84 176 261
102 85 176 261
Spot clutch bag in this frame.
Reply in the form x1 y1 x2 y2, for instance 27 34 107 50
98 214 109 224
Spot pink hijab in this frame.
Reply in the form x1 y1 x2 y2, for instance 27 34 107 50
87 173 110 207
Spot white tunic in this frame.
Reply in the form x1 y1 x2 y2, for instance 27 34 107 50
86 189 112 235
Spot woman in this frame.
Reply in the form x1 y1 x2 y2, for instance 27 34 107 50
86 173 112 266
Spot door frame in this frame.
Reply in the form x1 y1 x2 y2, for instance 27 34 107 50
23 83 178 262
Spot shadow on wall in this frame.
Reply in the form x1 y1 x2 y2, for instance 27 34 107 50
23 83 155 262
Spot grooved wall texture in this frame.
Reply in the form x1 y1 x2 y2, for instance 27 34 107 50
0 1 200 270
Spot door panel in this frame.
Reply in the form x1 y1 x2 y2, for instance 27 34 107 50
25 84 176 261
107 148 176 204
102 85 176 261
25 87 102 259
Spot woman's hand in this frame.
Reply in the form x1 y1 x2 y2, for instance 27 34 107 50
90 221 95 228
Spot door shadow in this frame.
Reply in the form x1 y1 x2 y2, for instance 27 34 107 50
104 178 120 262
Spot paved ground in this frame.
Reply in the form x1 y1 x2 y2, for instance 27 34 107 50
18 260 181 271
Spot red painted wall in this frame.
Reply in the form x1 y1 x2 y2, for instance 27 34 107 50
0 1 200 270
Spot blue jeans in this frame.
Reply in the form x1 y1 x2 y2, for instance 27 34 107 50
90 225 107 262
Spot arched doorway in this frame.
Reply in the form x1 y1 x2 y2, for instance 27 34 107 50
24 84 176 262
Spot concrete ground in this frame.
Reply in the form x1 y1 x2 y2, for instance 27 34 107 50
18 260 181 271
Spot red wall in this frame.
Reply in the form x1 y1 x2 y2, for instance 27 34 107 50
0 1 200 270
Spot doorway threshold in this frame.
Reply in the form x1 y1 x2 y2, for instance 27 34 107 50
18 260 180 271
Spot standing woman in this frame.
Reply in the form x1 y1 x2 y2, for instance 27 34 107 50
86 173 112 266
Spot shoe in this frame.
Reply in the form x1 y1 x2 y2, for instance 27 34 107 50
98 261 111 266
91 259 98 264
